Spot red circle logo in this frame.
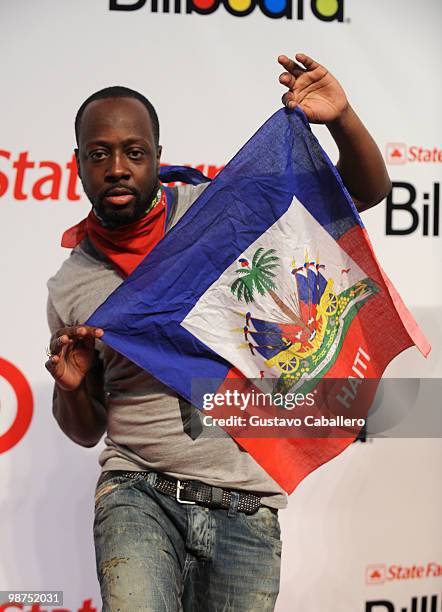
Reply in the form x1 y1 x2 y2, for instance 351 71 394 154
0 357 33 453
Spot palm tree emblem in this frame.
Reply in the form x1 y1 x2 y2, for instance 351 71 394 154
231 248 309 332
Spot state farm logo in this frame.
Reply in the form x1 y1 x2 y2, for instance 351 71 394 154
366 562 442 585
366 565 386 585
386 142 442 164
0 598 96 612
0 357 33 453
0 149 222 201
386 143 407 165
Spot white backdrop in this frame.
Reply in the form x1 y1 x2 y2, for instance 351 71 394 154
0 1 441 611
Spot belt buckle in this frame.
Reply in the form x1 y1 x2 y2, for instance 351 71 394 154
176 480 196 505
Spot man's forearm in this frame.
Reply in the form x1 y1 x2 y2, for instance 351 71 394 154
53 376 107 447
327 105 392 212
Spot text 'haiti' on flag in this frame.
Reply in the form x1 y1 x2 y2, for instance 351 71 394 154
87 108 430 494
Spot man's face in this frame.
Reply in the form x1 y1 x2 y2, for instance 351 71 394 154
76 97 162 228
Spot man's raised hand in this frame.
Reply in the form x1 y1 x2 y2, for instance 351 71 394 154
45 325 104 391
278 53 349 124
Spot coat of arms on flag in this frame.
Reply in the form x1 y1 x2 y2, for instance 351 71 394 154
182 204 379 388
87 108 430 493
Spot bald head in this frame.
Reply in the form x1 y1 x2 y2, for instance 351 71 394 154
75 85 159 146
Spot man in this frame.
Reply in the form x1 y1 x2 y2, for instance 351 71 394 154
46 54 391 611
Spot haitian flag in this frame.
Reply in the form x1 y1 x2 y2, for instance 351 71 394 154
87 108 430 494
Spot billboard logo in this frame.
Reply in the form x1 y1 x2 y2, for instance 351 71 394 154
386 181 440 236
109 0 345 20
366 565 386 585
0 357 33 453
366 593 441 612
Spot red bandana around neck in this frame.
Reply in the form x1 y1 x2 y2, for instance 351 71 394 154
61 188 168 277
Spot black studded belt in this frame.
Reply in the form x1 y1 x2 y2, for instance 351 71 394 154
101 470 275 515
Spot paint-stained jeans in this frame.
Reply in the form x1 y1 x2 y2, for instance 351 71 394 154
93 472 282 612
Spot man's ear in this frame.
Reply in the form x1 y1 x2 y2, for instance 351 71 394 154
74 148 82 180
157 145 162 164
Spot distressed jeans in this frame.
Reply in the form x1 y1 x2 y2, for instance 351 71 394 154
93 472 282 611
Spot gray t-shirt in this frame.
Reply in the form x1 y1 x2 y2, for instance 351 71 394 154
47 183 287 509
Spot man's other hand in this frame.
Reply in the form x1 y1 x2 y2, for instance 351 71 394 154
278 53 349 124
45 325 104 391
